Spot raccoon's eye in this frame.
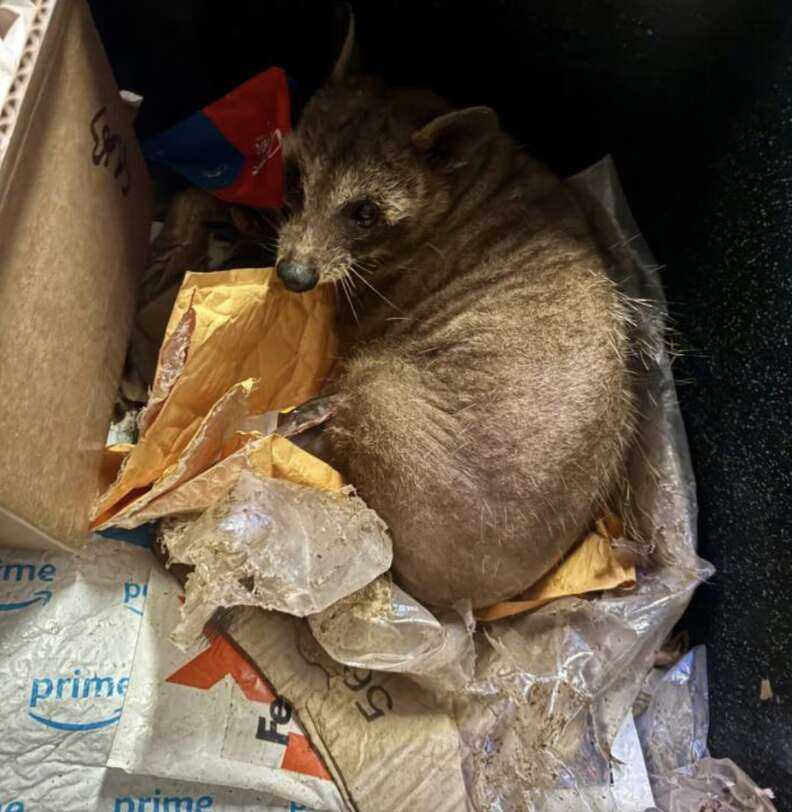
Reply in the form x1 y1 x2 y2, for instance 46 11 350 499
349 199 380 228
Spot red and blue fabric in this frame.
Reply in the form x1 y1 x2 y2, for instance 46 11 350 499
144 67 291 209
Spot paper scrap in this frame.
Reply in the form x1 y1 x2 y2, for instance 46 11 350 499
102 432 343 529
475 521 636 622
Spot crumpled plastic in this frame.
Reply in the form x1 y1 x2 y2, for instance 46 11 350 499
91 267 339 529
165 469 393 651
659 758 776 812
635 646 709 782
308 575 476 692
635 647 776 811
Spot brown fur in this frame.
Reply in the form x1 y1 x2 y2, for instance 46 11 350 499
276 56 635 608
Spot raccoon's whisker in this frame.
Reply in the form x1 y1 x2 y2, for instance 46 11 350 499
344 270 358 292
354 257 380 275
349 266 402 312
254 211 284 234
340 276 360 323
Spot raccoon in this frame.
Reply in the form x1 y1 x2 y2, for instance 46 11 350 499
275 19 636 608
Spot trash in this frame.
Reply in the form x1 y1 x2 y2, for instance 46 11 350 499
635 646 777 811
164 469 392 651
610 713 657 811
0 536 334 811
654 758 777 812
635 646 710 782
109 565 345 811
91 267 339 530
113 430 343 528
474 516 636 622
228 605 469 812
760 678 774 702
143 67 291 209
308 575 476 692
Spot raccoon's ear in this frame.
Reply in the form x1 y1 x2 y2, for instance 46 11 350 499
412 107 499 169
331 5 359 82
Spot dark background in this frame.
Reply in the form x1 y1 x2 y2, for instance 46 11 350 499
88 0 792 805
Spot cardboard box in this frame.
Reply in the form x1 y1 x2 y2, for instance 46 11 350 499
0 0 150 551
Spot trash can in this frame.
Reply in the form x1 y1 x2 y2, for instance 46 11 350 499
3 0 789 808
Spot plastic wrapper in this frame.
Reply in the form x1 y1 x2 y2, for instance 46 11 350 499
0 538 308 811
635 647 776 811
308 575 476 692
635 646 709 782
658 758 776 812
165 469 393 650
109 565 344 811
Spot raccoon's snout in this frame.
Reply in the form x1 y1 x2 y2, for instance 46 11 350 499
276 260 319 293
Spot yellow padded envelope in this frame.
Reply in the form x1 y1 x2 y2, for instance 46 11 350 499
91 268 338 529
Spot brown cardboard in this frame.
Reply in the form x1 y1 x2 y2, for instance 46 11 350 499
0 0 150 550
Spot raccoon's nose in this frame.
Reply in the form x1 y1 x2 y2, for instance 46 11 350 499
276 260 319 292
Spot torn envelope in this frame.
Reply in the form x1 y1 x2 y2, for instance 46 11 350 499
475 519 636 622
92 267 338 528
101 432 344 529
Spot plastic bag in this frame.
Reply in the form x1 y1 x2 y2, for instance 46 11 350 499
164 469 392 650
308 575 476 692
636 647 775 811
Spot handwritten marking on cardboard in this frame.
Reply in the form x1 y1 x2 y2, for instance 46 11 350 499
89 107 131 196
